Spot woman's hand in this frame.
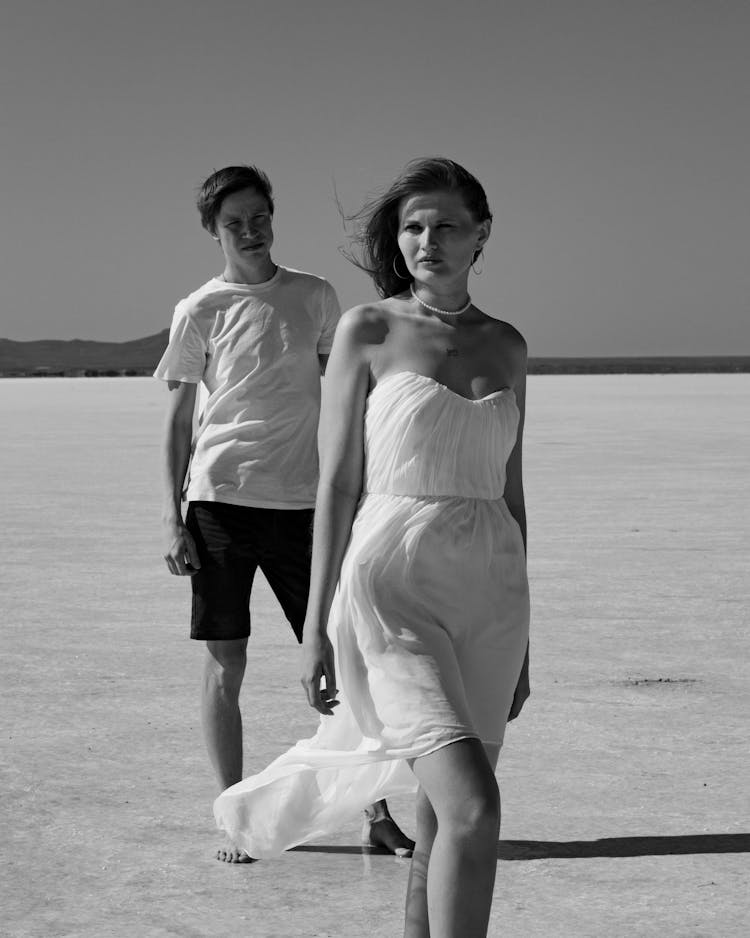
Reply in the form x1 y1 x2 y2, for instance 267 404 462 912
508 642 530 721
300 632 339 716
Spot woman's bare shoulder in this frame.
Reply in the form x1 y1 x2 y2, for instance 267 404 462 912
485 317 528 360
335 300 398 347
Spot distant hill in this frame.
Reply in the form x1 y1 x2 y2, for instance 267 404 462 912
0 330 170 376
527 356 750 374
0 331 748 376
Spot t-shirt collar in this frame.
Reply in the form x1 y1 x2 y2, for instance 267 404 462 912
212 265 283 292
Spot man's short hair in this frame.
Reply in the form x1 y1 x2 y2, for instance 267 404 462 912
197 166 274 234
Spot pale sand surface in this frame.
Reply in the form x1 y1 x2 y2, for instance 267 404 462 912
1 374 748 937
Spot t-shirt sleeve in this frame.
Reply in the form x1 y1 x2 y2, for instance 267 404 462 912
153 299 209 383
316 280 342 355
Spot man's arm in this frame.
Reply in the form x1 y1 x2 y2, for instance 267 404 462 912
161 380 201 575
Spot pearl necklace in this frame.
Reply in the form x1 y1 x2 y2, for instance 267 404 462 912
410 285 471 317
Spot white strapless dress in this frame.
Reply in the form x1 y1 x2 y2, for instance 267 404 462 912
214 371 530 857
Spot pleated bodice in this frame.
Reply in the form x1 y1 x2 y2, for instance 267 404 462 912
363 371 519 500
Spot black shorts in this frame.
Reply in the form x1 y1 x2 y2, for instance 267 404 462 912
185 501 313 643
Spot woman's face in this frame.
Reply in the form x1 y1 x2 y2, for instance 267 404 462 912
397 190 490 287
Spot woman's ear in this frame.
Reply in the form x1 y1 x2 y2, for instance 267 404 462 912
476 218 491 251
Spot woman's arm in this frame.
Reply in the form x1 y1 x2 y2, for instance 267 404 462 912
161 380 201 575
503 334 527 553
503 332 530 720
301 308 373 714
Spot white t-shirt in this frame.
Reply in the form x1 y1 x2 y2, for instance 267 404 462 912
154 266 341 509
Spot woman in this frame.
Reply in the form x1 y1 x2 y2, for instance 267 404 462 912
215 158 530 937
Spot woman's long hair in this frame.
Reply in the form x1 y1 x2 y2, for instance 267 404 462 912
342 157 492 298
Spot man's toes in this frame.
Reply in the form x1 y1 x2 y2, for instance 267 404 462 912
216 844 255 863
367 818 415 856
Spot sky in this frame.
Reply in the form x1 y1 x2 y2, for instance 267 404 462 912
1 0 748 356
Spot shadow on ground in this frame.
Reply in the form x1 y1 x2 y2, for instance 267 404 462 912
292 833 750 860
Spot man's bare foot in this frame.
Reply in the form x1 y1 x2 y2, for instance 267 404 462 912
362 816 415 857
216 836 256 863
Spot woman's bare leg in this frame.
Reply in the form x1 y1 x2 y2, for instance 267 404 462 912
405 743 502 936
403 787 438 938
404 738 500 938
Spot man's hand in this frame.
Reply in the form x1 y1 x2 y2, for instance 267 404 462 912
163 521 201 575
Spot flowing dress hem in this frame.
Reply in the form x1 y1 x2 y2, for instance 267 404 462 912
213 731 507 859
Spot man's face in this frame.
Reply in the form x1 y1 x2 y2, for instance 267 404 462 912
214 188 274 268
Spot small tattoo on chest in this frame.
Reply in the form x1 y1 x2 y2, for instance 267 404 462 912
446 347 459 357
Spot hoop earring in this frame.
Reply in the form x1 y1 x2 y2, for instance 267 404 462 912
392 255 410 280
471 250 484 275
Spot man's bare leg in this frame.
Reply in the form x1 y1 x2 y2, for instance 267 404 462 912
202 638 254 863
363 799 416 857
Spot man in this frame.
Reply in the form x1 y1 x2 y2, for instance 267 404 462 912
156 165 413 861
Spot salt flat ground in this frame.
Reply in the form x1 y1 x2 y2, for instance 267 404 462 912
1 374 748 938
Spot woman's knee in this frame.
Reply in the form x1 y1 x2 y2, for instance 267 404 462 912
414 739 501 836
435 764 500 838
453 776 500 836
